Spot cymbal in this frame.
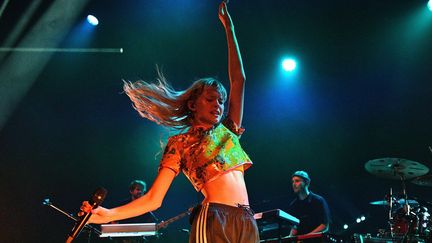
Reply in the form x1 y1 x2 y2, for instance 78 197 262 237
411 174 432 187
365 158 429 180
370 199 419 206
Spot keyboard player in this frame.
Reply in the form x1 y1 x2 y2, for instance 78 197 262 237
110 180 158 243
285 171 330 237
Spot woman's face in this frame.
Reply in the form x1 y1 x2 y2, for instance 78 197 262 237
190 86 225 127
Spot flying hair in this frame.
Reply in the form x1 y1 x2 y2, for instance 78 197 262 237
123 67 227 129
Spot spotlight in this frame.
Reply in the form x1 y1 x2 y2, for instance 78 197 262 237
356 218 361 223
360 216 366 221
428 0 432 12
87 15 99 26
281 58 297 72
343 224 349 230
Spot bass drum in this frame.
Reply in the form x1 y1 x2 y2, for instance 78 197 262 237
390 207 419 236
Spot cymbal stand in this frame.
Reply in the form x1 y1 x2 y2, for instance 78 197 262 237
396 174 416 243
398 174 411 216
390 161 411 216
389 187 393 220
388 187 395 237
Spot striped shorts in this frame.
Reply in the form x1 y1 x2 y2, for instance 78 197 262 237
189 202 260 243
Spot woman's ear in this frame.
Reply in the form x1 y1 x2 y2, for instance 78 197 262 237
187 100 196 111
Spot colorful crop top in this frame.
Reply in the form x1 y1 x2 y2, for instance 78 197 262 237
158 119 252 191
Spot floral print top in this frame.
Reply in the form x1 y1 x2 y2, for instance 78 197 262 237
158 119 252 191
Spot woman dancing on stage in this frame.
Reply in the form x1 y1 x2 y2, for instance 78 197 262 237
81 2 259 242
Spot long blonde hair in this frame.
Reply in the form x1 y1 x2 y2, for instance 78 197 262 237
123 70 227 129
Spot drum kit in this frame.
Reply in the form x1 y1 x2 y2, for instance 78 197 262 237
365 157 432 242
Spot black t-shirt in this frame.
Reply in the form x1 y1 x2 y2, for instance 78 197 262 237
115 198 157 224
109 198 158 243
286 192 330 235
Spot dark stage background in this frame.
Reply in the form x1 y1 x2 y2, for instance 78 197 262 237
1 0 431 242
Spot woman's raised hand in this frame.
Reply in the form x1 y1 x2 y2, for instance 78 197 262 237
218 1 233 30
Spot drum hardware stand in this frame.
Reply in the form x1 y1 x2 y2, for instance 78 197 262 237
389 161 412 215
42 198 101 240
394 170 420 243
374 159 421 238
388 187 394 237
398 173 411 216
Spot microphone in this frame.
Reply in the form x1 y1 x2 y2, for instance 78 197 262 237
66 187 107 243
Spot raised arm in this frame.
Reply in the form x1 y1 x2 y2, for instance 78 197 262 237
82 168 176 224
218 2 246 127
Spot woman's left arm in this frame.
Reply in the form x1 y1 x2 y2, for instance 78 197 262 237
218 2 245 127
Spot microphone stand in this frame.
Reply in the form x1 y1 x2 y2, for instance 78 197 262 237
42 198 102 237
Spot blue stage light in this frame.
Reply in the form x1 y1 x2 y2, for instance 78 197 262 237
282 58 297 72
87 15 99 26
343 224 349 230
428 0 432 12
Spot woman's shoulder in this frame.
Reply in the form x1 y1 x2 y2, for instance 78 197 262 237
167 131 189 144
221 117 245 136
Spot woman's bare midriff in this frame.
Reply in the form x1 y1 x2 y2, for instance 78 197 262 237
201 170 249 206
